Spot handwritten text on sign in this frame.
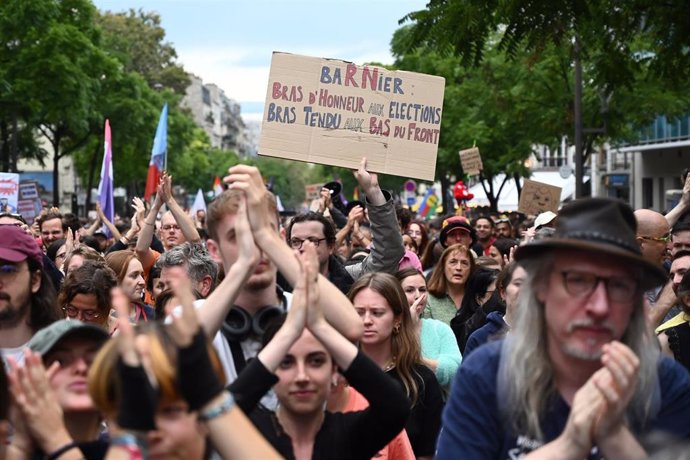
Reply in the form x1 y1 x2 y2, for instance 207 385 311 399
259 52 446 181
459 147 483 176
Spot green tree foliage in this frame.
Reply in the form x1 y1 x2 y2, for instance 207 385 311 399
396 2 690 207
401 0 690 84
0 0 121 205
392 27 539 211
97 9 190 95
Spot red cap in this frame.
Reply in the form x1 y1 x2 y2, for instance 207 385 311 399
0 225 43 269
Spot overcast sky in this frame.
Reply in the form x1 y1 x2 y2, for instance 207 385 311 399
94 0 428 120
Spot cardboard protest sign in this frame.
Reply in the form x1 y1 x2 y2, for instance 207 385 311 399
304 183 322 201
459 147 483 176
0 173 19 213
259 52 446 181
518 179 561 215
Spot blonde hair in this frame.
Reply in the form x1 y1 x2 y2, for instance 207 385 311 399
88 323 225 417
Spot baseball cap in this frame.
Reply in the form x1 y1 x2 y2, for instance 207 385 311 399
0 225 43 268
533 211 557 229
28 319 110 355
439 216 476 247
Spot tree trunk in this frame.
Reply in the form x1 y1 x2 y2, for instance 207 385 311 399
514 173 522 198
440 174 451 216
0 121 9 172
10 115 18 172
52 134 61 207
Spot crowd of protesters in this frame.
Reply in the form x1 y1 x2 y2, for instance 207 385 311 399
0 160 690 459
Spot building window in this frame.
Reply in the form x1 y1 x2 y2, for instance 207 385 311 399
202 87 211 105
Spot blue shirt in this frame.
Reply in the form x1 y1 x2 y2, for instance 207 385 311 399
437 340 690 459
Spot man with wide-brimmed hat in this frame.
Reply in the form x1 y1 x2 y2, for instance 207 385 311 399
436 197 690 459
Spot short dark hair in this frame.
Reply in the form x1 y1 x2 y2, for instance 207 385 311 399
473 216 495 228
37 212 66 231
672 250 690 261
672 220 690 235
58 260 118 319
286 212 336 245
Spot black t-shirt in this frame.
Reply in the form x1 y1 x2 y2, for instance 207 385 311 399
230 351 410 460
387 363 444 457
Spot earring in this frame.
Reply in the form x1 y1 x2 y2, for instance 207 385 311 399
393 323 401 334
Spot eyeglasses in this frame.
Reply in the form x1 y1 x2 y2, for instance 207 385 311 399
62 305 101 321
161 224 181 232
0 264 25 277
640 234 671 243
561 271 638 303
289 237 327 249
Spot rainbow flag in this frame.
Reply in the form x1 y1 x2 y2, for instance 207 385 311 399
418 188 439 218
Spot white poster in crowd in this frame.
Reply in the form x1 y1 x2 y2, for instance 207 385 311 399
0 173 19 213
18 181 43 224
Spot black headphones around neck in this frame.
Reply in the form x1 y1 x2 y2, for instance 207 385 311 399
221 287 287 342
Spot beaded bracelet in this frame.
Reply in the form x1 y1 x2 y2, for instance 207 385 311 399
198 391 235 422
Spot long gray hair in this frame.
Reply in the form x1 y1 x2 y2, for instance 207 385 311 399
497 252 661 440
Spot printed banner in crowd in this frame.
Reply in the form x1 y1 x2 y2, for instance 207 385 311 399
0 173 19 213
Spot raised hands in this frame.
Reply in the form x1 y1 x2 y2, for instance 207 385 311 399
409 292 428 328
558 341 641 457
131 197 146 229
224 164 273 234
167 277 200 349
157 172 173 205
6 351 72 456
591 342 639 440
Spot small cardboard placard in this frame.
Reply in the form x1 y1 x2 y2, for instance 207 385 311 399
518 179 561 215
304 183 322 201
459 147 483 176
259 52 446 181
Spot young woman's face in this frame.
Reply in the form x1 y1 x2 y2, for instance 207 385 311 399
402 234 417 254
273 330 334 417
400 274 427 307
148 400 206 460
121 259 146 303
443 249 472 288
353 288 398 347
407 223 423 247
504 266 527 312
488 245 504 268
44 336 101 413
